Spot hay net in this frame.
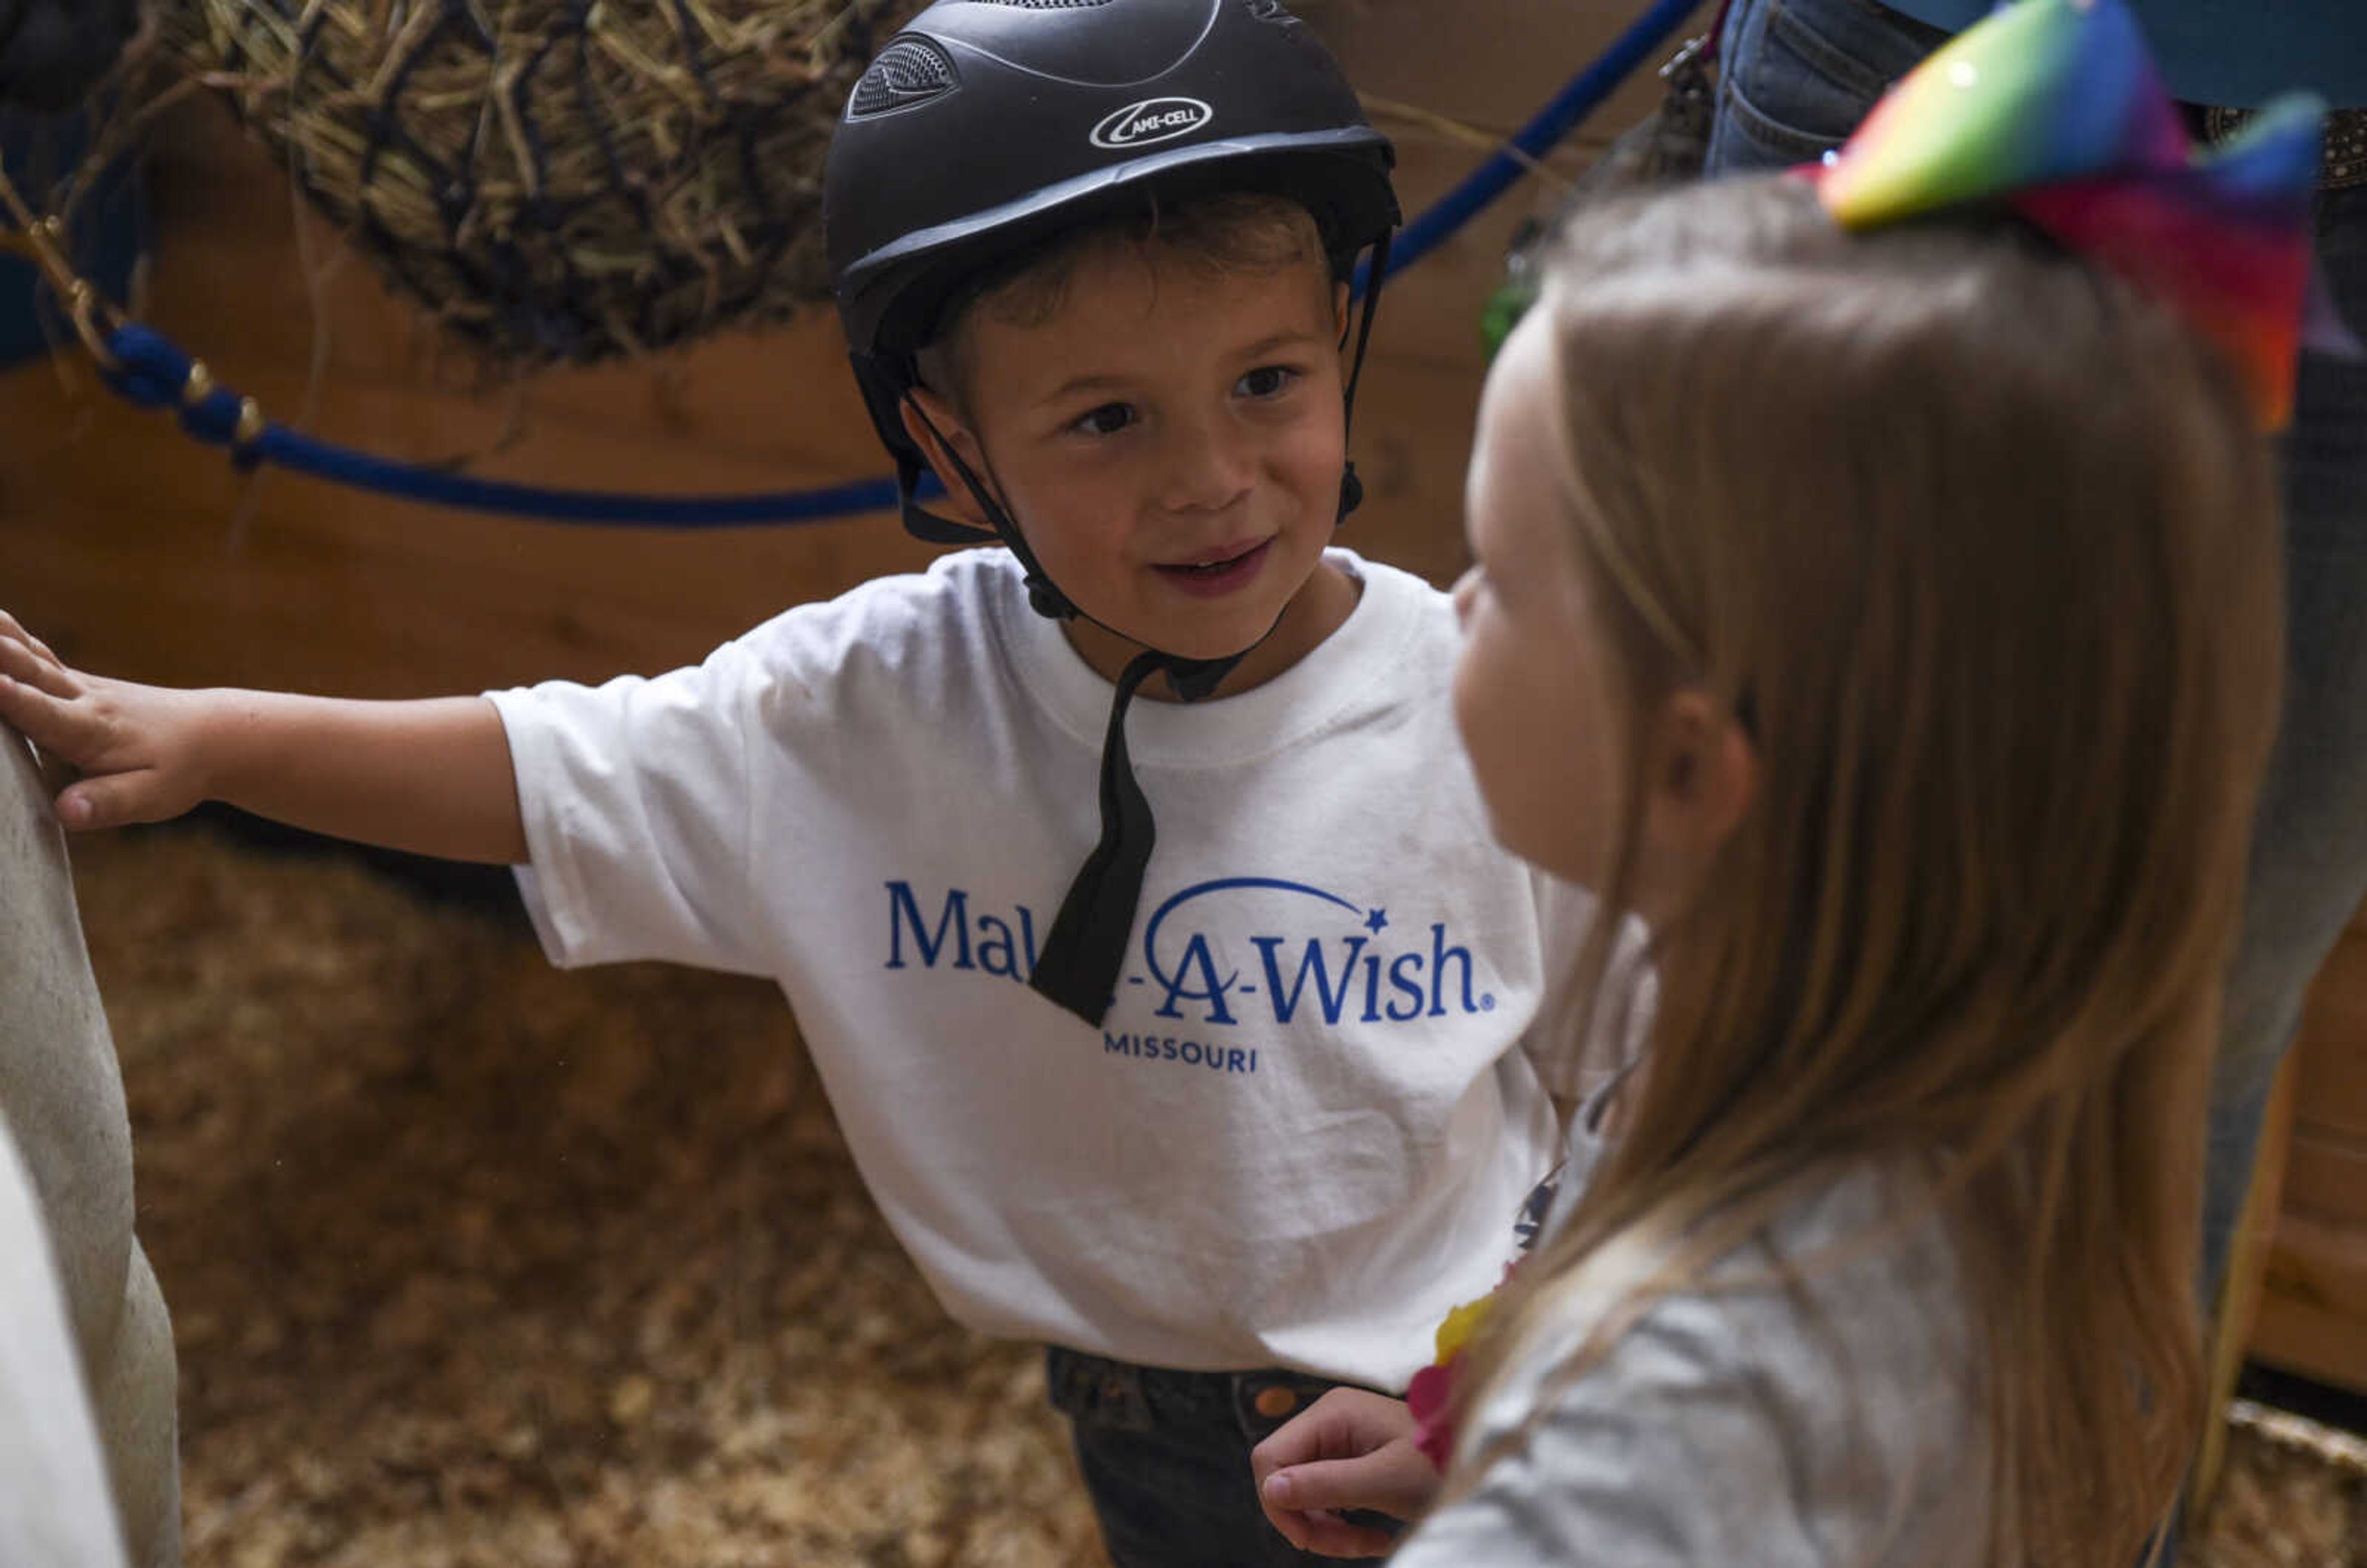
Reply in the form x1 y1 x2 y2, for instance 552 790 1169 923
160 0 932 367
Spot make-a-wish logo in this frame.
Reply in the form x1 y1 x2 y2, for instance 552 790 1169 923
881 876 1497 1029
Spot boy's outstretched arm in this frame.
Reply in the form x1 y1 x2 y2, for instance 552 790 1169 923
0 611 526 864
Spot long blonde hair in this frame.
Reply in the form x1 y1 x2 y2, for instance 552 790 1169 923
1449 176 2284 1564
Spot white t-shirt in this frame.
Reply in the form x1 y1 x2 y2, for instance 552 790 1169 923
489 548 1594 1387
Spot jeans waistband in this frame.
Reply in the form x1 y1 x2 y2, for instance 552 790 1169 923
1044 1345 1374 1438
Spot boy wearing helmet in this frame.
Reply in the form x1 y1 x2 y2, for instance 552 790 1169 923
0 1 1592 1560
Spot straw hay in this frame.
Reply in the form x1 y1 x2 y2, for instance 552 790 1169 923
75 823 1102 1566
152 0 932 367
2191 1404 2367 1568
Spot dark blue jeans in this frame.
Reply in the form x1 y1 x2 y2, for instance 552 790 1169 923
1706 0 2367 1304
1047 1346 1400 1567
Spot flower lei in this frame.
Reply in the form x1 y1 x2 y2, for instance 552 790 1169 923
1404 1266 1518 1472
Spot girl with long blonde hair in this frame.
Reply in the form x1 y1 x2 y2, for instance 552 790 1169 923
1253 2 2321 1558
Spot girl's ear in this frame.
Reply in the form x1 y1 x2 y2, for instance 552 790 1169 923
1641 688 1759 872
898 386 994 532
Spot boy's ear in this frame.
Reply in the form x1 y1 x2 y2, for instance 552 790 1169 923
898 386 993 531
1334 280 1352 338
1641 689 1758 863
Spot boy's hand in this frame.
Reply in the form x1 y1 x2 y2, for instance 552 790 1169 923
0 612 211 830
1251 1387 1437 1558
0 611 520 859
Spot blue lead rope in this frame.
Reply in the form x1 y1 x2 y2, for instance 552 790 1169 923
1355 0 1703 296
101 322 944 525
96 0 1701 529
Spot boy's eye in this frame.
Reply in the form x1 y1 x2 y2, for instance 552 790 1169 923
1235 365 1299 399
1071 402 1137 437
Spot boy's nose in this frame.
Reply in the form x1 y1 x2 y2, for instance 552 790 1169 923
1157 426 1257 515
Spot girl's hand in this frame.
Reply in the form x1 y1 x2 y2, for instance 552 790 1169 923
0 611 213 830
1251 1387 1438 1558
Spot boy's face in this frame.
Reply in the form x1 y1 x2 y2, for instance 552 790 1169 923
909 245 1349 664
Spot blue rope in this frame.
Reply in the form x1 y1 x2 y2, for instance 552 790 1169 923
1355 0 1703 296
103 322 942 523
99 0 1701 529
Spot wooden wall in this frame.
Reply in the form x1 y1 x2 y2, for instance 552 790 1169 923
2252 906 2367 1394
0 2 1688 698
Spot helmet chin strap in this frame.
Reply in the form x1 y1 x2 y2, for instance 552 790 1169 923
902 394 1246 1022
899 232 1394 1024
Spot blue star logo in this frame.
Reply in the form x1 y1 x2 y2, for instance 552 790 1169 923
1363 907 1389 935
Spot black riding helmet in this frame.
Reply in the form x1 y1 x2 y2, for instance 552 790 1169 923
827 0 1399 562
823 0 1402 1026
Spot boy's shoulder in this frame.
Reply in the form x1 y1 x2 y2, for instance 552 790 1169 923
1312 547 1465 675
1331 549 1455 619
740 547 1023 658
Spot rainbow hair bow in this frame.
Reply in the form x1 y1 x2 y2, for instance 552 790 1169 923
1811 0 2336 429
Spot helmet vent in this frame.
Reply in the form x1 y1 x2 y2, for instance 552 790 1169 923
1241 0 1301 22
848 36 960 118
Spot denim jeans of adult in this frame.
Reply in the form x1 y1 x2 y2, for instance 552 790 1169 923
1705 0 2367 1304
1047 1346 1405 1567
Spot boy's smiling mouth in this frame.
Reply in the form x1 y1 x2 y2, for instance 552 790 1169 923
1150 537 1274 597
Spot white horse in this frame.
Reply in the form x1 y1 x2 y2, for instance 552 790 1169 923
1 725 178 1567
0 1102 131 1567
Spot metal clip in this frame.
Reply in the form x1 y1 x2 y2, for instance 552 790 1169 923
0 168 123 371
1660 31 1713 84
